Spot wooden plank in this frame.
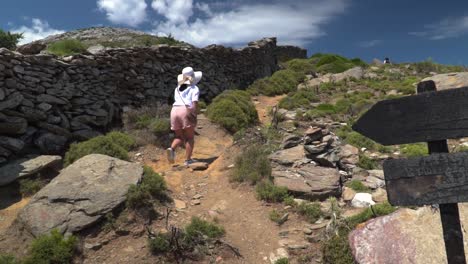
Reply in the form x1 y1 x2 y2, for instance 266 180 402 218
384 151 468 206
417 80 466 264
352 86 468 145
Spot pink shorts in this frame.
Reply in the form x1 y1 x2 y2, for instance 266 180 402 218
170 106 197 130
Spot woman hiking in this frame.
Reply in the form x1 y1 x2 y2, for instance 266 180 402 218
166 67 202 166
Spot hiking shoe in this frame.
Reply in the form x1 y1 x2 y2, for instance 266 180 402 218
166 148 175 163
184 159 195 166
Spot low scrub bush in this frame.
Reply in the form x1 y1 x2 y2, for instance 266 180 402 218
206 90 258 133
185 216 225 239
23 229 77 264
269 209 288 224
148 233 171 254
297 202 323 223
400 143 428 157
345 180 371 193
149 118 171 136
19 178 47 197
126 166 168 209
274 258 289 264
256 180 289 203
0 254 19 264
322 202 397 264
312 53 367 74
231 145 271 184
64 132 135 166
278 87 319 110
47 39 87 56
357 155 377 170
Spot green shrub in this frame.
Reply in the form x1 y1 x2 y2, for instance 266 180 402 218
23 229 77 264
135 114 153 129
47 39 87 56
346 202 397 228
105 131 136 151
345 180 371 193
400 143 428 157
275 258 289 264
322 233 355 264
231 146 271 184
185 217 225 239
148 233 171 254
149 118 171 136
283 196 297 207
256 181 289 203
269 209 283 224
278 88 319 110
322 202 396 264
313 54 367 74
357 155 377 170
297 202 323 223
0 254 19 264
206 90 258 133
0 29 23 50
64 135 129 166
19 178 46 197
126 166 167 209
286 58 315 74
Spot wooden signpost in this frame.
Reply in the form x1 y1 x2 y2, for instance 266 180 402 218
353 80 467 264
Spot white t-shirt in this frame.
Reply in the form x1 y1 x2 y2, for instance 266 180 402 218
173 85 199 107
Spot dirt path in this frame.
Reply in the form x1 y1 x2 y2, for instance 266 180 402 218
145 114 289 263
253 95 286 125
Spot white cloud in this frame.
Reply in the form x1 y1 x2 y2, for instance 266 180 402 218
195 2 213 17
97 0 148 27
358 39 381 48
11 18 65 45
151 0 194 24
152 0 348 47
410 16 468 40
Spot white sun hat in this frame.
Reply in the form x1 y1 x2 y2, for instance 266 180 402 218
177 67 202 86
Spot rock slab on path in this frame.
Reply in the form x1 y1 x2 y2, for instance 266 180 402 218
0 155 62 186
273 164 341 200
17 154 143 236
349 206 468 264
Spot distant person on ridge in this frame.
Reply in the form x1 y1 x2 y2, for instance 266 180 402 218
383 57 390 64
166 67 202 166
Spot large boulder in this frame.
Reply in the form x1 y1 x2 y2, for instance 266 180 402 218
0 155 62 186
421 72 468 91
272 164 341 200
349 206 468 264
17 154 143 236
16 42 46 55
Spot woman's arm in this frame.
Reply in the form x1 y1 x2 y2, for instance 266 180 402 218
190 101 198 115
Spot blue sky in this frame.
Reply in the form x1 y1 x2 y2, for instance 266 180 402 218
2 0 468 65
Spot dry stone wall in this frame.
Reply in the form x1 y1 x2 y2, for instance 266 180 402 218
0 38 306 163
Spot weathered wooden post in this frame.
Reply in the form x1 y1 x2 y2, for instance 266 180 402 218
352 82 468 263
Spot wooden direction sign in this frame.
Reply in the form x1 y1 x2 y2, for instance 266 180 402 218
352 86 468 145
353 81 467 264
384 152 468 206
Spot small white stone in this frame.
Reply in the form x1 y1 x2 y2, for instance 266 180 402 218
351 193 376 208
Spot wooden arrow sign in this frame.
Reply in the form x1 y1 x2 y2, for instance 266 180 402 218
352 86 468 145
384 151 468 206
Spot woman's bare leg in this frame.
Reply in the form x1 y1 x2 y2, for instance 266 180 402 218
171 129 184 150
183 126 195 160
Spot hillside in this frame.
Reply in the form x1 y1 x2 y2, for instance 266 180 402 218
18 26 191 55
2 49 468 263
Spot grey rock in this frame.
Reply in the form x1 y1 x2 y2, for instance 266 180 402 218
421 72 468 91
17 42 46 55
273 164 341 200
17 154 144 236
0 88 5 101
19 106 47 122
0 92 24 111
269 145 305 166
0 115 27 135
34 132 68 154
304 143 328 155
0 136 24 152
37 94 67 105
37 103 52 112
73 130 102 140
281 134 302 149
0 155 62 186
